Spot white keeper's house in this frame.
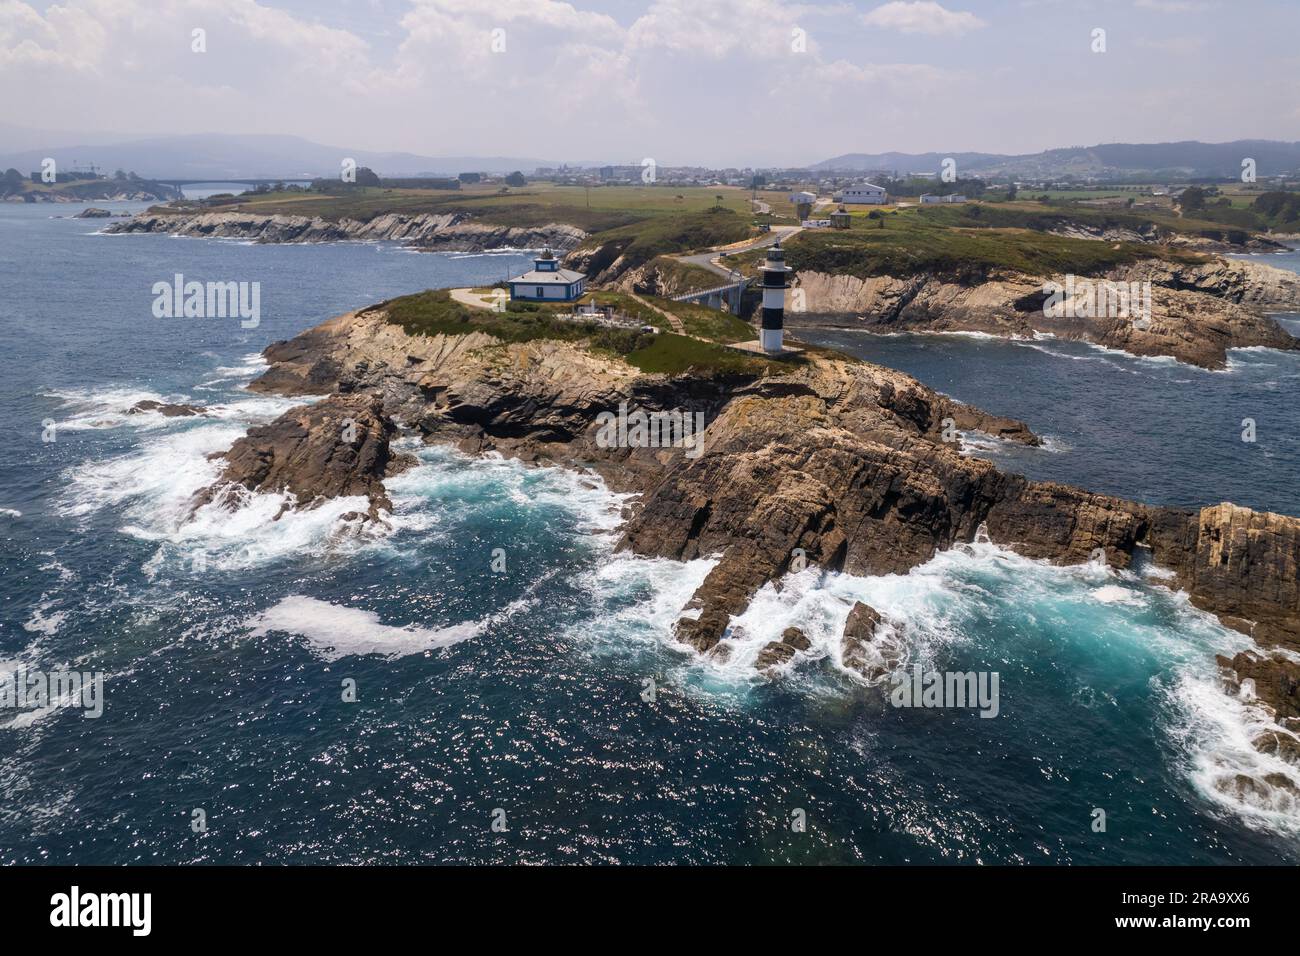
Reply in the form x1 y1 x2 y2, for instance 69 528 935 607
835 183 887 204
508 249 587 302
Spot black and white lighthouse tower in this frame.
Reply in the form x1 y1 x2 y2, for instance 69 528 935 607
759 239 792 354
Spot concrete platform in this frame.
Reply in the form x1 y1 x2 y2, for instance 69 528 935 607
727 339 804 359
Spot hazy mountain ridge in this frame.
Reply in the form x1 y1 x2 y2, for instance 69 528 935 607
813 140 1300 179
0 127 567 179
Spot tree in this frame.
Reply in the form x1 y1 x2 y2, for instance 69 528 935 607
354 166 381 187
504 171 527 187
1005 182 1017 201
1178 186 1206 212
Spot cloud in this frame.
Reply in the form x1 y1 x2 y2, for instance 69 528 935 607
861 1 986 36
1135 0 1216 12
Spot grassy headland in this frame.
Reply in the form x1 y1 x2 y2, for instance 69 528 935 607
731 205 1208 283
372 288 784 377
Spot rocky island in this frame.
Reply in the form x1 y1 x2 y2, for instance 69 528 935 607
182 283 1300 769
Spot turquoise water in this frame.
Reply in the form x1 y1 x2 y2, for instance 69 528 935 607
1 203 1297 863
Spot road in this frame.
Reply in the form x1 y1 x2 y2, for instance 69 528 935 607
674 224 802 279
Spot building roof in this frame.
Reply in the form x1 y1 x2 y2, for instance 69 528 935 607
510 268 586 284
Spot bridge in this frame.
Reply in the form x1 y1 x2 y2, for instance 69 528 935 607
670 276 750 315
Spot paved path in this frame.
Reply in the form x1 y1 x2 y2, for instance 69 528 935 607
450 287 501 310
674 224 802 279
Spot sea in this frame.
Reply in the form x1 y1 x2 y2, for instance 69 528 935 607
1 198 1298 864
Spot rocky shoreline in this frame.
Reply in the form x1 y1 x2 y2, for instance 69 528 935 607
181 301 1300 772
103 210 587 253
786 256 1300 370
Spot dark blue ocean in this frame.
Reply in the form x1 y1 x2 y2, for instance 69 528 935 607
2 201 1298 864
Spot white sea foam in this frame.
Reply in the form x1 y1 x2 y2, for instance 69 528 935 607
1089 584 1147 607
46 386 189 431
22 599 67 636
1166 671 1300 835
0 508 20 518
581 531 1297 837
60 423 242 520
245 594 499 660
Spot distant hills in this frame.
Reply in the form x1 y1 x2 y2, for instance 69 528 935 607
0 126 567 180
812 141 1300 180
4 125 1299 182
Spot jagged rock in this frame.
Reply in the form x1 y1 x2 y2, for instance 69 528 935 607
755 628 811 671
1219 773 1299 802
782 626 811 650
235 306 1300 662
192 393 414 521
1218 651 1300 722
1252 731 1300 765
789 256 1300 370
755 642 796 670
128 399 206 417
104 211 586 252
840 602 891 679
1264 773 1300 796
74 207 112 218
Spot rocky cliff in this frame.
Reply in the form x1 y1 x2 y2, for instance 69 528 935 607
211 306 1300 658
193 302 1300 766
789 256 1300 370
104 210 587 252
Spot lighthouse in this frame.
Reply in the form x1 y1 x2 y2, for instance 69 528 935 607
760 239 792 354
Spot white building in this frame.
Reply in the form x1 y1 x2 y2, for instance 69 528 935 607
835 183 887 204
508 250 586 302
787 190 816 205
919 193 966 204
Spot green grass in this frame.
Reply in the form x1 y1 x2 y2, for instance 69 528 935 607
375 288 640 348
726 205 1208 282
188 183 752 229
372 288 786 378
621 332 783 376
573 206 753 275
666 300 756 343
642 256 726 293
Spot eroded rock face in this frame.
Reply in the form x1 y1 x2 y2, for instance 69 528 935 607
193 393 414 521
789 256 1300 370
128 399 206 417
755 627 812 672
841 602 889 680
104 211 586 252
1219 650 1300 725
234 307 1300 664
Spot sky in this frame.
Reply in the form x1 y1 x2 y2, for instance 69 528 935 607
2 0 1299 167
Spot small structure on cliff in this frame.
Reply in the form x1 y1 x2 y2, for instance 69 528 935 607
758 240 792 353
508 249 587 302
727 240 801 359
